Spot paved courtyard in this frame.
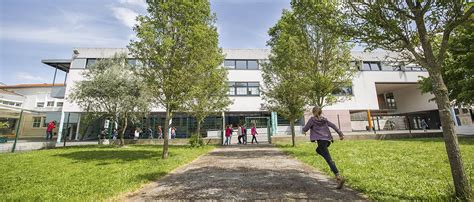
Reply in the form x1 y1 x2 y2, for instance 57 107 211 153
125 144 365 200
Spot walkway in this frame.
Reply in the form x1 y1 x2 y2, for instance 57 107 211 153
125 144 365 200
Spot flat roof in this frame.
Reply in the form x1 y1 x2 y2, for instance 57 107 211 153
41 59 71 72
0 83 65 89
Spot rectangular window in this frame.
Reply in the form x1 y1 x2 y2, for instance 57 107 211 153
235 82 248 95
385 93 397 109
15 103 22 107
332 86 353 96
224 60 235 69
228 82 260 96
42 117 48 127
248 82 260 95
127 59 137 66
236 60 247 69
56 102 64 107
47 101 54 107
36 102 44 107
33 117 41 128
86 58 98 68
247 60 258 69
228 82 235 95
362 62 381 71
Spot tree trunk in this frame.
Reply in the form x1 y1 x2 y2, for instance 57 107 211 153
196 120 201 140
120 116 127 146
430 67 472 199
290 119 296 147
162 109 171 159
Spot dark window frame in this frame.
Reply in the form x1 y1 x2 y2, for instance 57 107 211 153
228 82 260 96
224 59 259 70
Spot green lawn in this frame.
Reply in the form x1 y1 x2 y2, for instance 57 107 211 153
277 138 474 200
0 145 214 200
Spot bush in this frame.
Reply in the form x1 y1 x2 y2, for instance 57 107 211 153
189 134 204 147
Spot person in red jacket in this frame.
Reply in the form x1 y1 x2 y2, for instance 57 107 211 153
251 123 258 144
45 121 56 140
224 125 232 145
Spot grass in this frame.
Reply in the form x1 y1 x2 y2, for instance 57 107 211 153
277 138 474 200
0 145 214 200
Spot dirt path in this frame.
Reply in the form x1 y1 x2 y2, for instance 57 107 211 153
125 144 365 200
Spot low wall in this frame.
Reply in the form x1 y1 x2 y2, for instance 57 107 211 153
111 138 221 145
271 131 444 144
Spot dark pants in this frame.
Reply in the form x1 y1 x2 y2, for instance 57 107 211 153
237 135 242 144
316 140 339 175
251 135 258 144
45 131 53 140
243 134 247 144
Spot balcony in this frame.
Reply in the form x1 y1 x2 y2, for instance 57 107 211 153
51 86 66 98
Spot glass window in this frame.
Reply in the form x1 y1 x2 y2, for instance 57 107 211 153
127 59 137 66
36 102 44 107
235 82 248 95
56 102 64 107
42 117 48 127
236 61 247 69
362 62 371 71
332 86 353 96
248 82 260 95
47 101 54 107
33 117 41 128
247 60 258 69
15 103 22 107
86 58 97 68
228 82 235 95
224 60 235 69
370 62 381 71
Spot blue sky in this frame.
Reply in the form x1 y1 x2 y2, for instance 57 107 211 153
0 0 290 85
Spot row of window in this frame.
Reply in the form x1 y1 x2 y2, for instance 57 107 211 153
228 82 260 96
224 60 259 70
36 101 63 108
32 117 48 128
86 58 137 68
0 99 22 107
360 61 427 72
226 82 353 96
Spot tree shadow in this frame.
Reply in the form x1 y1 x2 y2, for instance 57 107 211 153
129 166 365 200
55 150 160 162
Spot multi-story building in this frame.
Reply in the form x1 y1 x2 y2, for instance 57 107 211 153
41 48 473 142
0 84 67 139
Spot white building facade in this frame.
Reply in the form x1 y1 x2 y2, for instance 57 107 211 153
41 48 472 142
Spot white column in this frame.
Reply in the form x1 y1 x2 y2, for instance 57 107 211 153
450 107 459 126
56 111 65 144
75 113 81 140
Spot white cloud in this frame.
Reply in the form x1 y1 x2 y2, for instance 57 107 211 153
119 0 147 9
1 26 128 47
111 7 139 28
16 72 48 83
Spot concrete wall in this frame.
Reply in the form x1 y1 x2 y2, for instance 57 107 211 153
393 85 438 114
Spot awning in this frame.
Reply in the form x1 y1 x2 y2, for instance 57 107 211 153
41 59 72 73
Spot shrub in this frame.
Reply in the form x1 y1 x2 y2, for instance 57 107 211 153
189 134 204 147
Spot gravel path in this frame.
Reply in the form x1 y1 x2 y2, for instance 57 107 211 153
124 144 366 200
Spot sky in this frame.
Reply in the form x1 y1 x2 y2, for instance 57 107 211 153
0 0 291 85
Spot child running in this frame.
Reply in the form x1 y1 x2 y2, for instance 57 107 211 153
303 106 345 189
251 123 258 144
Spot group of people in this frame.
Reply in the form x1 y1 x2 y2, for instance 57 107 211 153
133 126 177 140
224 123 259 145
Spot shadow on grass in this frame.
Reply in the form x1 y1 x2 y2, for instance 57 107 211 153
393 137 474 145
54 150 161 162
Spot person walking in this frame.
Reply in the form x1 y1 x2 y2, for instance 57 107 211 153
112 129 118 141
237 124 243 144
134 128 140 140
171 127 177 139
148 127 154 139
157 125 163 139
224 125 232 145
45 120 56 140
303 106 345 189
251 123 258 144
421 119 429 132
242 124 247 144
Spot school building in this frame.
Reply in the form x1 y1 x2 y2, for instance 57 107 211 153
38 48 473 142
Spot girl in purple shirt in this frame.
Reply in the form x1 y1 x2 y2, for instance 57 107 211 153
303 106 345 189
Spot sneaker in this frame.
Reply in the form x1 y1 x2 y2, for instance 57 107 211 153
336 176 345 189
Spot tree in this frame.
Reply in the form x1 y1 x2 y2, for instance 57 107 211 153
291 1 356 108
418 21 474 106
264 2 355 147
343 1 473 199
69 53 150 146
129 0 221 158
186 67 231 141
